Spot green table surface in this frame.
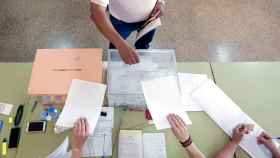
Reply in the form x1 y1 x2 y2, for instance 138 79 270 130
0 62 279 158
0 63 32 158
211 62 280 157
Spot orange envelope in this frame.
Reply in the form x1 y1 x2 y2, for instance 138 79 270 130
28 48 103 96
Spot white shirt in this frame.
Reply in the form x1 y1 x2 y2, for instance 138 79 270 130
91 0 158 23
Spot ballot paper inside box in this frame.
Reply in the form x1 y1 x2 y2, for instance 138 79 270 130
107 49 177 108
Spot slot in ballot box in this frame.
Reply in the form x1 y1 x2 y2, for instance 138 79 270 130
107 49 177 108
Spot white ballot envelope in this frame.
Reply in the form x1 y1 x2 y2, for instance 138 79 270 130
55 79 106 134
191 79 279 158
141 76 192 130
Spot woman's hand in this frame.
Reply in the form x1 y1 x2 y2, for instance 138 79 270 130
167 114 189 142
71 118 89 152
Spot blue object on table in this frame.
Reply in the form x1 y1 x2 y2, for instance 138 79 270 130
0 120 4 133
40 107 60 121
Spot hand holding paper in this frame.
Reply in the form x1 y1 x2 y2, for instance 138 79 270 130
55 79 106 134
141 76 192 130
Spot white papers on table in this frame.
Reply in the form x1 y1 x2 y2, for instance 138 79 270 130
0 103 13 115
82 132 112 157
141 76 192 130
47 137 70 158
55 79 106 134
94 107 114 131
118 130 167 158
82 107 114 157
191 79 279 158
178 73 208 111
143 133 167 158
118 130 143 158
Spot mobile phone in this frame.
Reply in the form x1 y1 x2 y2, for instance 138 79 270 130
8 127 21 148
26 121 47 133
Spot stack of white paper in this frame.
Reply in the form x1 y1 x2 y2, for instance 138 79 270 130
118 130 167 158
143 133 167 158
0 103 13 115
141 76 192 130
118 130 143 158
191 79 279 158
55 79 106 134
82 107 114 157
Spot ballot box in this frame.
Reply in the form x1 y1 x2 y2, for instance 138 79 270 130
107 49 177 108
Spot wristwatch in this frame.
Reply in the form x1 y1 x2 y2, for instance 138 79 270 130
180 136 193 148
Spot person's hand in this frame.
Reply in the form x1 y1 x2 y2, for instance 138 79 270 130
167 114 189 142
71 118 89 152
231 124 254 145
257 132 277 149
150 0 165 18
117 43 140 65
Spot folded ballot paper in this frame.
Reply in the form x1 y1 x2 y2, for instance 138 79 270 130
141 76 192 130
55 79 106 134
191 79 279 158
178 73 208 111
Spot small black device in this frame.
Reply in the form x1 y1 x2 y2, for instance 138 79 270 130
8 127 21 148
14 105 24 126
26 121 47 133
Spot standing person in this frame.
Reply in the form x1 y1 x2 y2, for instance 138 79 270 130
90 0 165 65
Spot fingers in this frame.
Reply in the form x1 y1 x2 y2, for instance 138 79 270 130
85 119 89 136
133 51 140 63
167 114 179 129
122 51 139 65
175 114 187 127
234 123 254 135
77 119 82 136
73 118 89 137
257 132 271 144
81 119 86 136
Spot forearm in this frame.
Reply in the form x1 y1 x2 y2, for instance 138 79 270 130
184 144 205 158
71 149 81 158
215 141 238 158
269 146 280 158
90 3 126 48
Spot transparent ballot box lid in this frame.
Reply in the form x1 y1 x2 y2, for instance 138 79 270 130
107 49 177 108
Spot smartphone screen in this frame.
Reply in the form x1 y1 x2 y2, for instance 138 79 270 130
8 127 21 148
27 121 46 132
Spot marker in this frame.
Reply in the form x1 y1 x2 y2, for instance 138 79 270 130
273 137 280 140
2 138 7 156
8 117 13 124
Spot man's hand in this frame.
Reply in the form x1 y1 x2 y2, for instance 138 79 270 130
257 132 277 150
150 0 165 18
257 132 280 158
167 114 189 142
117 43 140 65
71 118 89 154
231 124 254 145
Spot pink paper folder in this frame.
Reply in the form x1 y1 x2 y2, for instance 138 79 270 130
28 48 103 96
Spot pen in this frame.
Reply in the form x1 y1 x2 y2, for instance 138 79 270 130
31 101 38 113
273 137 280 140
2 138 7 156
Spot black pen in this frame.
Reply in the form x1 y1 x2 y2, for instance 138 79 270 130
31 101 38 113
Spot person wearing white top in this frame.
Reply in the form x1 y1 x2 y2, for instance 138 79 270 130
90 0 166 65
